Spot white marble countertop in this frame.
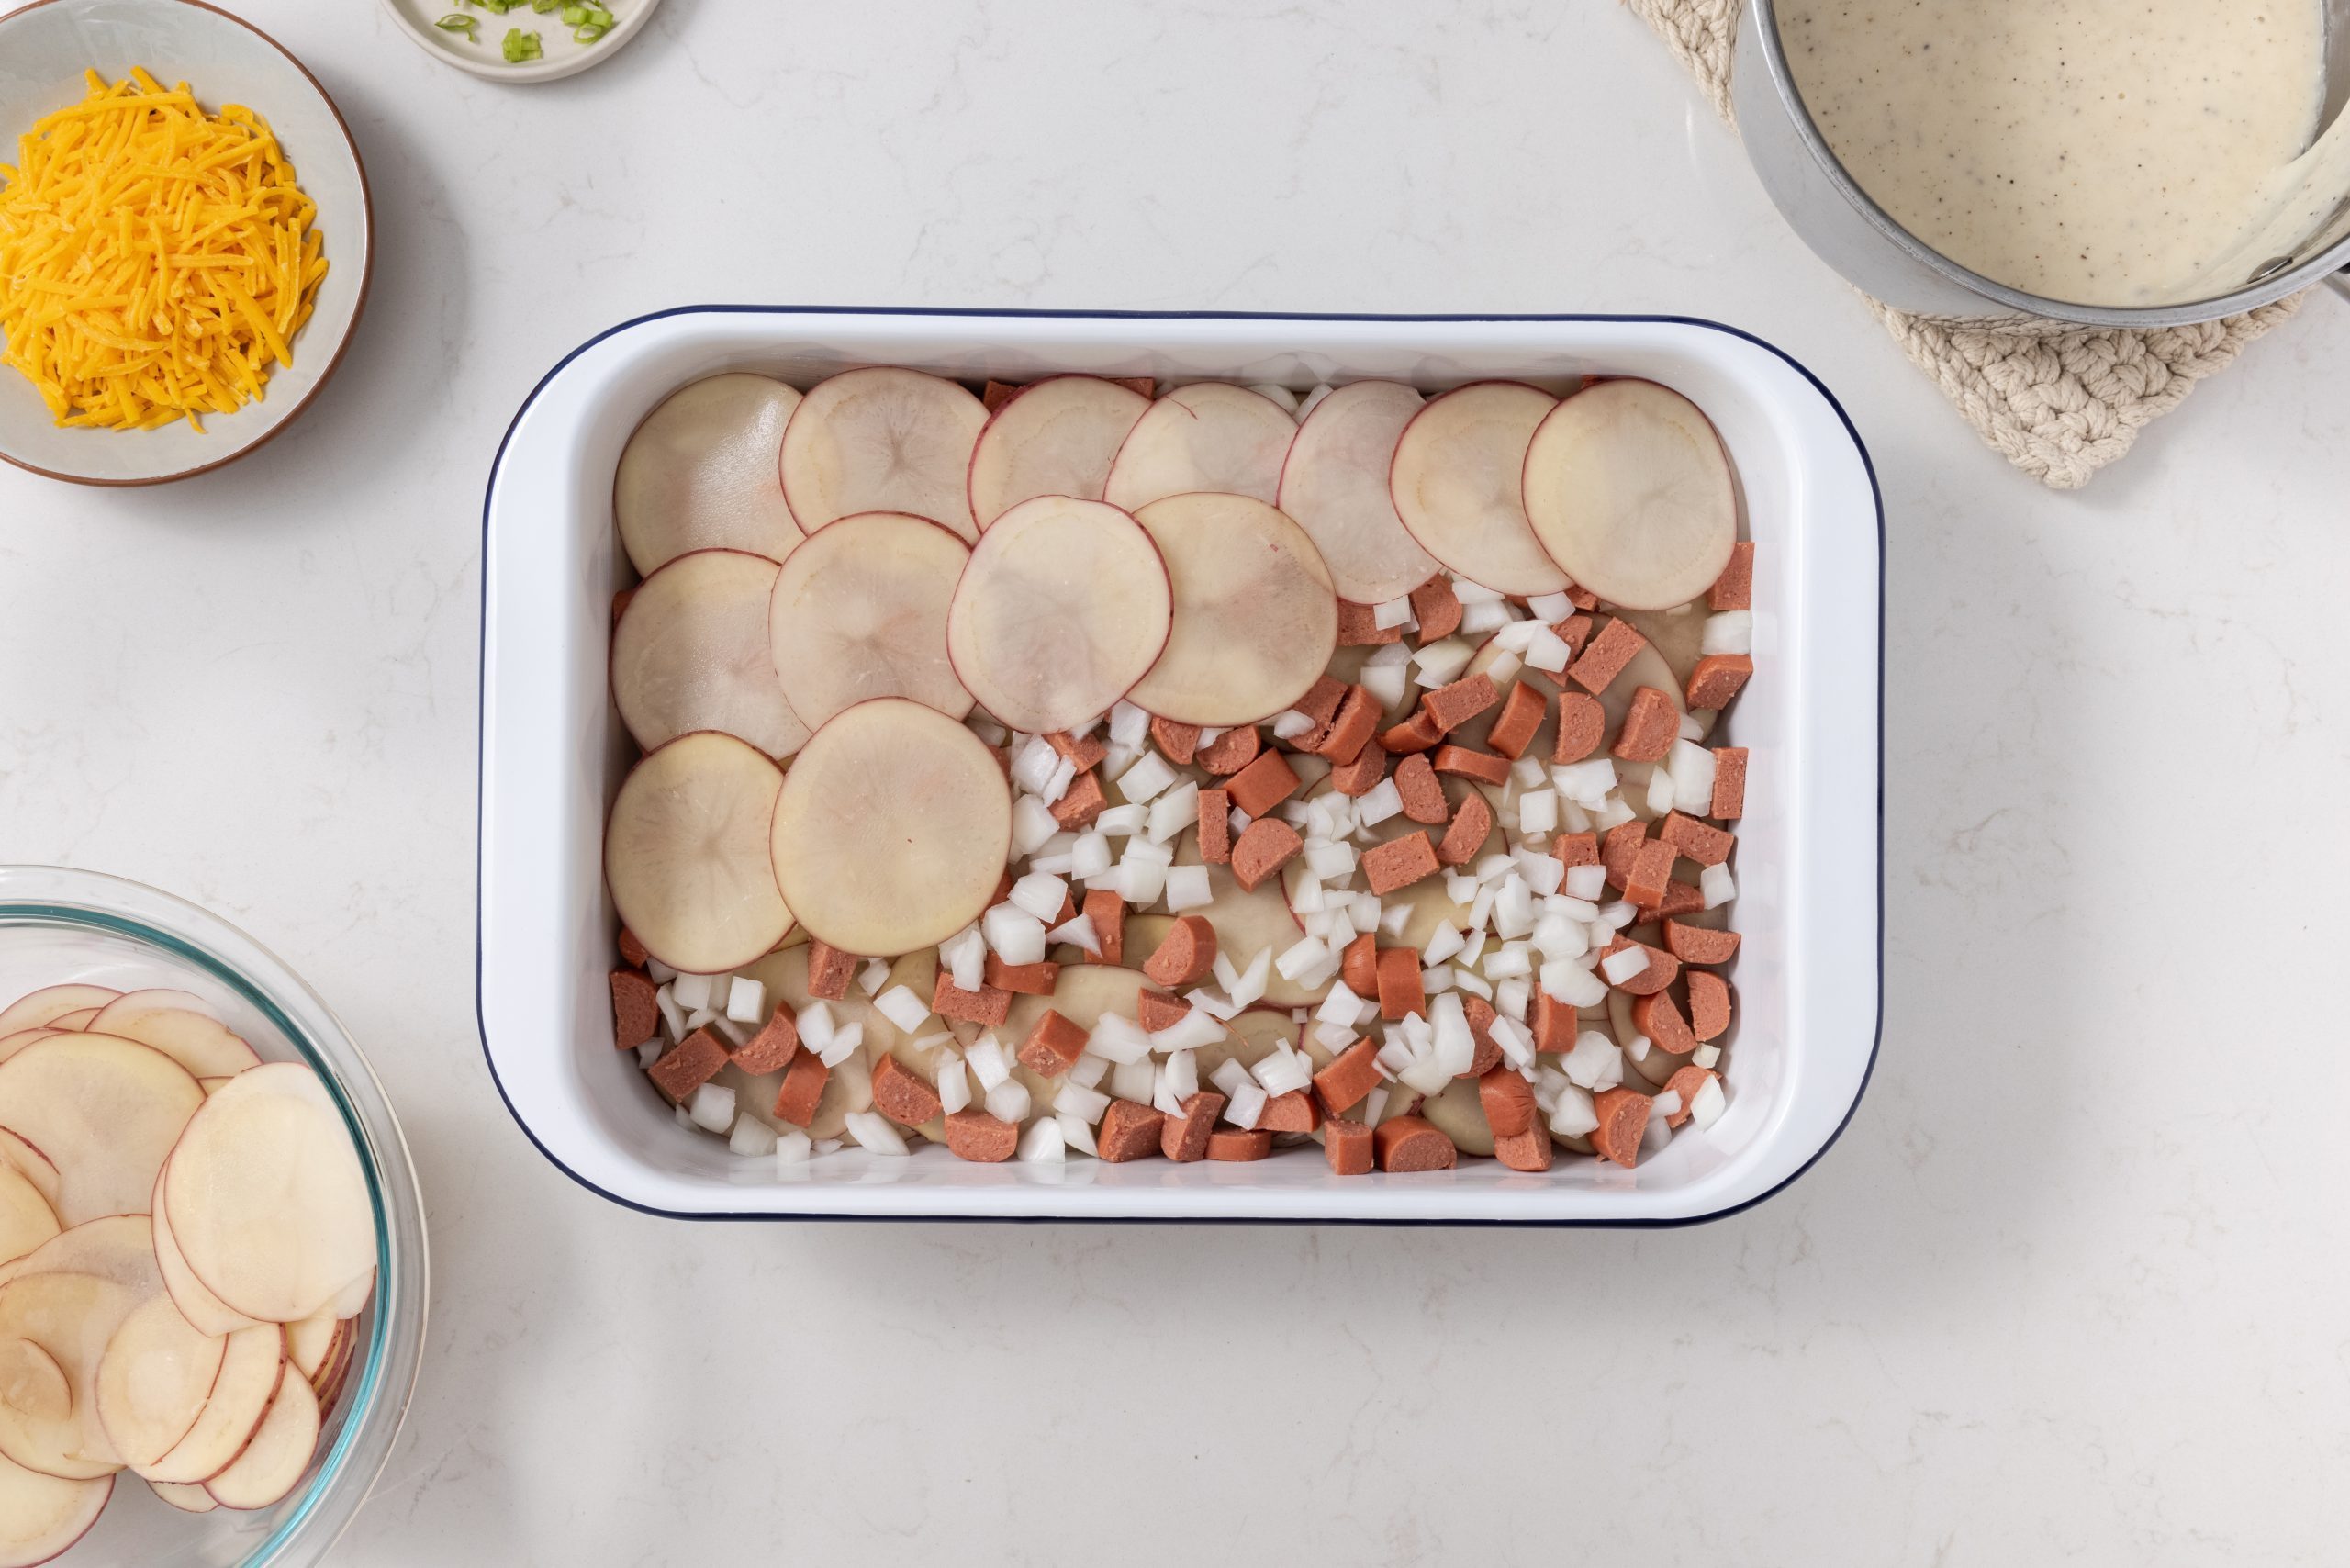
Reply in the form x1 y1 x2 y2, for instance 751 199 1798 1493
5 1 2346 1562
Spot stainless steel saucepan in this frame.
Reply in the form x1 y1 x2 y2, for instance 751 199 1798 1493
1733 0 2350 326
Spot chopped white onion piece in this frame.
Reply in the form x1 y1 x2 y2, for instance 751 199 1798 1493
1361 1085 1392 1126
1530 913 1588 961
671 971 716 1011
1017 1116 1066 1161
1450 969 1493 1000
1483 942 1533 981
1702 610 1752 656
1360 663 1411 711
634 1039 664 1069
1010 871 1069 921
1593 795 1638 831
1317 981 1371 1027
1187 987 1240 1021
687 1082 736 1134
986 1078 1032 1123
1148 780 1200 843
1669 740 1718 814
1209 1058 1251 1098
1443 870 1479 904
729 1115 778 1158
1275 935 1337 984
937 1059 972 1114
1524 590 1573 620
1558 797 1593 833
682 1006 719 1036
1250 1044 1313 1098
1549 1081 1598 1137
1113 856 1167 906
1011 733 1062 795
653 986 687 1043
1054 1111 1098 1156
1108 700 1150 748
645 958 677 985
1224 1081 1269 1130
1640 764 1673 817
1048 913 1102 956
1304 839 1357 881
1561 1032 1623 1092
1596 899 1639 931
966 1033 1012 1091
722 976 767 1025
1149 1009 1225 1054
1229 948 1272 1008
942 924 988 991
1371 596 1414 630
1523 624 1572 673
874 984 932 1035
1094 802 1147 838
1652 1089 1684 1119
1459 599 1511 635
1356 778 1404 827
1429 992 1474 1076
1157 863 1210 913
982 905 1049 965
1694 1043 1722 1070
1545 960 1608 1007
1087 1012 1154 1065
1491 617 1542 654
1042 756 1079 805
1552 757 1617 806
1421 967 1453 994
1410 637 1475 684
1106 1055 1154 1104
1701 862 1736 908
1421 924 1465 967
1116 749 1179 803
1563 863 1607 901
1493 877 1537 939
1270 708 1318 740
1517 789 1558 836
1490 1013 1537 1070
1494 975 1531 1022
1518 848 1566 897
775 1129 814 1167
1163 1048 1201 1103
844 1110 911 1156
1055 1081 1111 1124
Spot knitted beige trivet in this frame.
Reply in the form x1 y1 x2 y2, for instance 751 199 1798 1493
1625 0 2308 489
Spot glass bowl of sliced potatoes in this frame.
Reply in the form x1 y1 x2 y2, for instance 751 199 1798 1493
0 865 425 1567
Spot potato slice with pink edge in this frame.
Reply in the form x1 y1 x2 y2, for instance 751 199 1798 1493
613 373 804 575
0 1216 166 1478
202 1361 318 1511
1103 382 1295 511
83 991 261 1081
780 367 988 542
1521 379 1736 611
0 1036 201 1229
605 732 793 975
134 1322 278 1485
282 1310 340 1383
0 1169 57 1271
1274 380 1441 605
0 1137 53 1218
0 988 118 1040
0 1450 109 1566
968 375 1152 528
611 549 809 760
767 510 974 730
146 1477 215 1514
1125 493 1338 725
93 1294 225 1473
159 1063 375 1327
770 699 1012 956
945 495 1171 735
1389 381 1571 596
151 1173 260 1338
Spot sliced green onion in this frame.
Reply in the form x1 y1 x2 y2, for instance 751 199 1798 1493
532 0 560 12
435 12 478 32
585 6 612 24
560 4 586 21
501 26 543 61
573 21 607 41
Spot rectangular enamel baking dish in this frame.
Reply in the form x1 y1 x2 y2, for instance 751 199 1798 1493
476 308 1882 1224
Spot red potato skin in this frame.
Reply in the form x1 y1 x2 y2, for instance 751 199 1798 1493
1315 1043 1382 1114
647 1029 729 1103
730 1002 800 1074
1143 916 1218 988
1553 691 1605 764
1392 754 1449 824
1361 832 1440 895
1663 920 1740 966
1195 725 1261 776
944 1110 1018 1162
1707 541 1754 610
1374 1114 1456 1173
1374 946 1426 1021
871 1053 944 1126
1330 738 1388 796
771 1047 829 1126
1161 1091 1227 1161
1430 745 1510 787
1207 1127 1273 1161
1225 750 1301 817
1084 890 1126 966
1324 1117 1374 1175
1567 618 1646 694
1711 746 1748 819
1197 788 1233 864
1409 577 1461 643
1436 791 1493 867
805 940 858 1002
1230 818 1304 892
1097 1100 1167 1161
610 970 658 1050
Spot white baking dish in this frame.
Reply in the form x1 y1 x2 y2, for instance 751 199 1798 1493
476 308 1881 1224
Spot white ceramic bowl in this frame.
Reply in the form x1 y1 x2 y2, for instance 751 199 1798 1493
476 308 1884 1225
0 0 372 487
377 0 662 84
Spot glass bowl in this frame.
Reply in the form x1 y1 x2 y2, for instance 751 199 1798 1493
0 866 427 1565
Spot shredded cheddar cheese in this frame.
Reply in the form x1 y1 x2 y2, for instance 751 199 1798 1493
0 68 329 432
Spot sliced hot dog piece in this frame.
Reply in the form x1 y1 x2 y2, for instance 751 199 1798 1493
779 367 988 541
1310 686 1381 768
606 732 793 974
1339 935 1378 997
1142 916 1218 989
1126 493 1339 726
1408 576 1461 643
1631 991 1697 1056
1372 1114 1457 1173
1708 540 1753 610
1711 746 1749 819
1323 1117 1373 1175
771 698 1012 956
1392 754 1449 824
1601 936 1680 996
870 1054 944 1126
1225 751 1301 819
1104 383 1295 510
1160 1091 1226 1162
1274 380 1442 604
1436 791 1492 867
770 1048 829 1127
943 1110 1018 1163
1329 737 1387 796
1662 1065 1719 1128
612 548 810 759
1685 654 1753 711
805 940 859 1000
1015 1010 1089 1078
945 495 1174 734
1195 723 1262 776
1476 1067 1536 1138
769 510 974 730
614 373 803 574
1553 691 1605 763
610 970 658 1050
1206 1128 1271 1162
968 375 1152 528
1521 380 1737 611
1388 382 1570 596
1095 1100 1166 1162
1420 674 1499 734
1360 832 1439 896
1685 970 1733 1041
1484 681 1547 760
1230 819 1303 894
1431 745 1509 787
1589 1087 1652 1167
1196 789 1232 864
1493 1126 1554 1173
1260 1091 1321 1134
1374 947 1425 1021
1148 717 1201 766
1083 890 1126 966
1663 920 1740 966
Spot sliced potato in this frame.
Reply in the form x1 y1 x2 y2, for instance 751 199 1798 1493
1419 1077 1495 1156
135 1322 278 1485
614 373 804 575
968 375 1151 528
0 990 116 1041
770 699 1012 956
159 1064 375 1327
0 1271 133 1479
1102 382 1296 512
151 1177 261 1338
945 495 1172 735
0 1137 54 1217
202 1362 318 1511
612 549 809 759
146 1477 215 1514
0 1034 60 1069
779 367 987 542
1389 382 1571 595
1274 380 1441 605
322 1268 375 1322
0 1450 109 1564
0 1170 56 1272
82 991 260 1081
767 510 973 730
0 1036 201 1229
1126 493 1338 725
604 732 793 975
1520 380 1736 610
93 1294 224 1472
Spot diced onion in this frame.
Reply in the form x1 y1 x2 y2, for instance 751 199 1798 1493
1360 663 1410 711
1017 1116 1066 1161
729 1115 778 1158
1048 913 1102 955
1410 638 1475 684
1224 1081 1268 1129
1010 734 1062 794
1548 1081 1598 1137
1459 599 1510 635
942 925 988 991
1116 749 1179 802
844 1110 911 1156
1701 862 1736 908
1011 871 1069 921
1546 959 1607 1006
1149 1008 1226 1053
1562 863 1606 900
774 1129 814 1167
1270 708 1317 740
671 972 717 1011
1702 610 1752 656
1087 1012 1154 1064
1056 1081 1111 1124
1108 700 1150 747
1522 624 1572 672
874 984 933 1034
1110 1054 1156 1103
938 1059 972 1114
982 904 1048 965
985 1078 1032 1123
688 1082 736 1133
1148 780 1200 843
1356 778 1404 827
1163 864 1214 912
1372 596 1414 630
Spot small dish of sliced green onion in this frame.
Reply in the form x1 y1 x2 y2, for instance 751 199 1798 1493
438 0 622 62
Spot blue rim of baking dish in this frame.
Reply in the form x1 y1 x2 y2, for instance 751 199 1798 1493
473 306 1886 1227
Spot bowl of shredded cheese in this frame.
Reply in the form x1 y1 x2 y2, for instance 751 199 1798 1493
0 0 371 486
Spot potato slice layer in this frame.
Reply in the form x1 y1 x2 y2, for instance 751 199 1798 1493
202 1362 319 1511
946 496 1171 735
0 1450 109 1565
768 511 973 730
0 1037 201 1229
613 549 809 759
1103 383 1295 511
780 368 988 541
614 373 803 575
1275 380 1441 604
1125 493 1337 725
1389 382 1570 595
968 375 1151 528
84 991 261 1081
770 699 1012 956
605 732 793 974
1521 379 1736 610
